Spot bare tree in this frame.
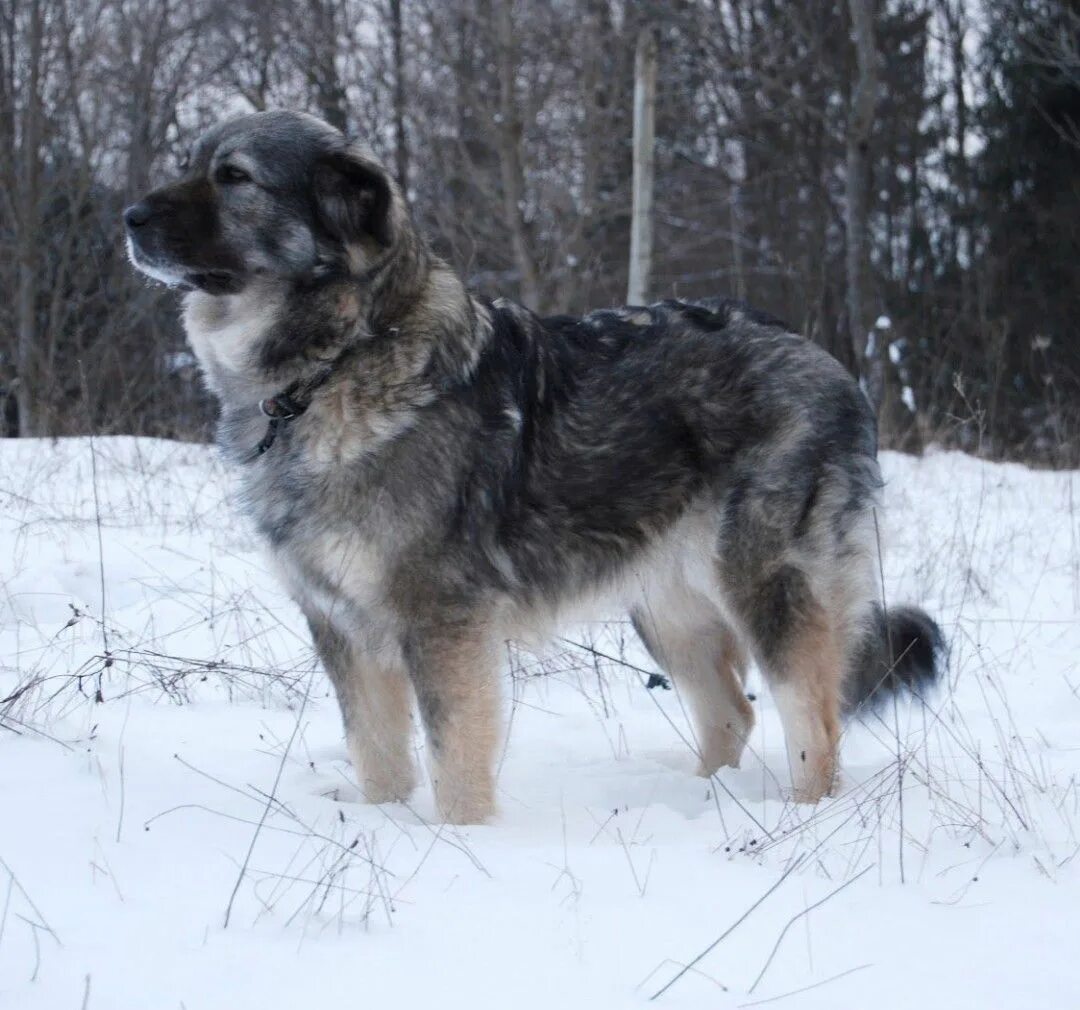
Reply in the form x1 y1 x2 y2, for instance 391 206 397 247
628 25 657 305
845 0 880 405
11 0 47 435
390 0 409 188
491 0 541 309
0 0 1073 462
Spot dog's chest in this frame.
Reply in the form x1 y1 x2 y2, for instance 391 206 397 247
183 287 284 397
239 415 431 631
269 518 393 627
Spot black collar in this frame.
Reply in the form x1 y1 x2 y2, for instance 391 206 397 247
249 389 307 459
246 348 356 462
245 317 461 463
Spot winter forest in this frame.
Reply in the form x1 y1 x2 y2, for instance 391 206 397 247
2 0 1078 463
4 5 1080 1008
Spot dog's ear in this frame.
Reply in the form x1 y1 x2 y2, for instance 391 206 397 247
313 147 394 249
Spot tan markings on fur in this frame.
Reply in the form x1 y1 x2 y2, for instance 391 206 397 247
336 289 361 323
344 656 417 803
424 630 501 825
422 267 471 322
632 591 755 775
770 608 844 803
416 267 486 381
707 633 755 771
300 360 424 465
304 380 367 466
345 240 383 275
279 529 414 801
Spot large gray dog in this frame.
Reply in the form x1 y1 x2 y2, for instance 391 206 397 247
125 110 941 823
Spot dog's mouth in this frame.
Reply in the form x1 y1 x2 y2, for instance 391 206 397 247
183 270 244 295
127 236 245 296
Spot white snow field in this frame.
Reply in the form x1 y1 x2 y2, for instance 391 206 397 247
1 436 1078 1009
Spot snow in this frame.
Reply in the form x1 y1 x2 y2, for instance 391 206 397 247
1 437 1079 1009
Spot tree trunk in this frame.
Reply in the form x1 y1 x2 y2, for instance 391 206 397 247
493 0 541 309
627 25 657 306
308 0 347 132
944 0 971 312
390 0 408 191
845 0 879 408
15 0 45 437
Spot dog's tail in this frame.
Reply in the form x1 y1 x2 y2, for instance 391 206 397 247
844 604 944 715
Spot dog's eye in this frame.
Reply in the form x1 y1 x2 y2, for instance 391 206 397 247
217 165 252 184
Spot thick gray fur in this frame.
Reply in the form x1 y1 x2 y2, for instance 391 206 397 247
125 110 943 822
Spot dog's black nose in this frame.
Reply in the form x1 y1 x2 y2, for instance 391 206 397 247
124 203 152 229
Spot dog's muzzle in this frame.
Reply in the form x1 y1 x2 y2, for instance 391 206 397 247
124 202 242 295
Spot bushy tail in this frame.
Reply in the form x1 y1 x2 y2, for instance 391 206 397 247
844 604 944 715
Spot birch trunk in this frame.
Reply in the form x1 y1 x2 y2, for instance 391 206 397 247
627 26 657 306
845 0 879 408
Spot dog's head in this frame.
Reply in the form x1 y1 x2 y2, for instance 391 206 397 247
124 110 398 295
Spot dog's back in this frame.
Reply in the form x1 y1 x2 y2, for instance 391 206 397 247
461 295 939 803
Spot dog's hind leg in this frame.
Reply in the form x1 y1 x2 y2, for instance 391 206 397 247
726 564 846 803
307 615 417 805
767 616 845 803
406 621 500 825
631 595 755 775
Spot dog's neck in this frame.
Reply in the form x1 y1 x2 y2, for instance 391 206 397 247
183 239 488 411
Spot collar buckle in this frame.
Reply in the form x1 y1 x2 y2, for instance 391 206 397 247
259 395 300 421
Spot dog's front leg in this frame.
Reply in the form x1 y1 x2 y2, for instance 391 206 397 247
406 621 501 824
306 612 417 805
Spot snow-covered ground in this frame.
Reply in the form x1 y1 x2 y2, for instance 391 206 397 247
1 436 1078 1009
